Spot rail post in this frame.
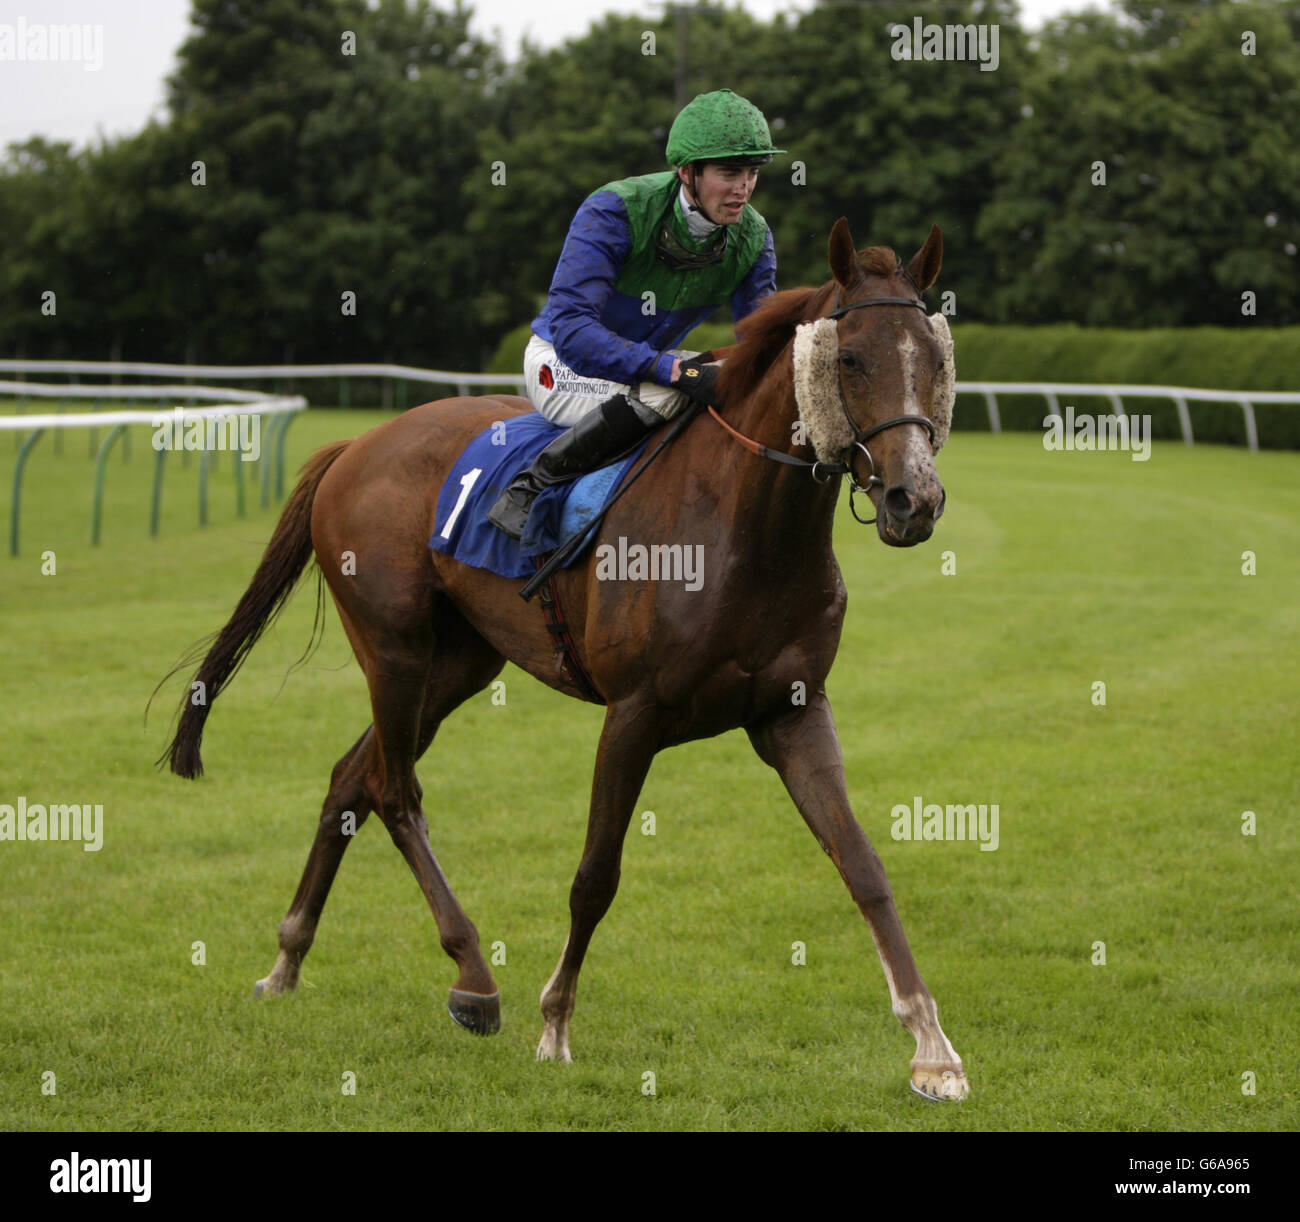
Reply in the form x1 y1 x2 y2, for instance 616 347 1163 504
10 427 46 556
91 424 128 545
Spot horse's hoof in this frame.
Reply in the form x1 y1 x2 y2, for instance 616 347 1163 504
254 974 296 997
910 1065 970 1101
535 1027 572 1062
448 988 501 1035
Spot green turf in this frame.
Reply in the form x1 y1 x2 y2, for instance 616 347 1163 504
0 407 1296 1131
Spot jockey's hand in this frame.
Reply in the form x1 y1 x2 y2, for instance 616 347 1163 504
671 357 722 406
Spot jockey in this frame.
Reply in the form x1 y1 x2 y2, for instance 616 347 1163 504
487 87 785 537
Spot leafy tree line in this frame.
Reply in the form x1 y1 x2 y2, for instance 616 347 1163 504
1 0 1296 371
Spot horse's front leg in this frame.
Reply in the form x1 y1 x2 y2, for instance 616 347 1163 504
747 691 970 1101
537 698 660 1062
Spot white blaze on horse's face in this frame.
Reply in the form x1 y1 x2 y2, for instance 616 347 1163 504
896 331 938 485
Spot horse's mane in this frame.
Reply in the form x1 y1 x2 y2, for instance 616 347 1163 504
714 246 904 406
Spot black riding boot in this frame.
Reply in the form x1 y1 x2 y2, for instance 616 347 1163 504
487 394 658 538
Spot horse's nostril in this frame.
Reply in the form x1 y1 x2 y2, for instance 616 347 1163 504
884 485 915 519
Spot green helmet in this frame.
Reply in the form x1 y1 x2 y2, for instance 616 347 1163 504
665 88 786 168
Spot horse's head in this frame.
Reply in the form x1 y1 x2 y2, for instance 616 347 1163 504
800 218 952 547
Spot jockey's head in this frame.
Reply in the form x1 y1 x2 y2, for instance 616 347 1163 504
666 88 785 227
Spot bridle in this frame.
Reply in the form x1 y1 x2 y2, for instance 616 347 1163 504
707 288 937 524
826 289 936 521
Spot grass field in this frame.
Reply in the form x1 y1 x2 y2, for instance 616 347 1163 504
0 406 1297 1132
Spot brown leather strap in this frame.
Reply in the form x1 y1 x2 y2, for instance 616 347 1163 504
533 557 605 705
707 405 851 476
707 405 765 457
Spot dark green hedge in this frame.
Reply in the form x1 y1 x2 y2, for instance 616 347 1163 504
949 324 1300 449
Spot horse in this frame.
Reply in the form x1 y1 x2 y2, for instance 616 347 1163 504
161 216 969 1102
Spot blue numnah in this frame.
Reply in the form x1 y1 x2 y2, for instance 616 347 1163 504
428 413 651 579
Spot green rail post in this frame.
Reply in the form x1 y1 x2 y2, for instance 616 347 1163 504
90 424 128 545
122 398 133 463
70 376 81 455
182 400 192 468
233 423 246 518
198 446 209 527
266 412 283 502
54 399 64 455
275 409 298 500
340 377 349 409
10 427 46 557
150 444 166 537
208 412 219 475
260 414 273 510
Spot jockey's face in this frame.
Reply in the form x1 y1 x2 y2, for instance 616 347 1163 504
679 162 759 226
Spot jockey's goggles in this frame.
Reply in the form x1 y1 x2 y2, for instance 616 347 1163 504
654 194 728 270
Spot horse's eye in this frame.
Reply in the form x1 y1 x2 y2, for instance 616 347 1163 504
839 350 861 372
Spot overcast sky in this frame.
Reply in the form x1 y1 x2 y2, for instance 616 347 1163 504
0 0 1113 151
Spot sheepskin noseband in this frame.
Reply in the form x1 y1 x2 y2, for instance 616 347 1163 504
792 312 955 460
792 317 852 462
928 312 954 452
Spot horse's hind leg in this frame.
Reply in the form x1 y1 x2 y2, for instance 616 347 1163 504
747 691 970 1101
255 727 376 997
538 699 660 1062
366 608 506 1033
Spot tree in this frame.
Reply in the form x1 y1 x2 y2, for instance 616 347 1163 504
977 0 1300 325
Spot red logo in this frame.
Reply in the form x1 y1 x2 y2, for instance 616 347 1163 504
538 364 554 390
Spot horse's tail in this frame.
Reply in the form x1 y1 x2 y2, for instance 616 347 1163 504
160 439 352 779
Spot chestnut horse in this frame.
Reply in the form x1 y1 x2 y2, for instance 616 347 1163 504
163 217 969 1101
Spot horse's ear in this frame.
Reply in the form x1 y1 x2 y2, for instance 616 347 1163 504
828 217 859 288
906 223 943 292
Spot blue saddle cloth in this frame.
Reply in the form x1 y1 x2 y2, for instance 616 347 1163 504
428 413 650 578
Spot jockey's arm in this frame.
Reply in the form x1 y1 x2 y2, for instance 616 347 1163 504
544 192 680 389
730 226 777 331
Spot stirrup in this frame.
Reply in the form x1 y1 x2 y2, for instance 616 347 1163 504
486 476 541 539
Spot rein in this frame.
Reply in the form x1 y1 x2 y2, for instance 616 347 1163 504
707 291 936 524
